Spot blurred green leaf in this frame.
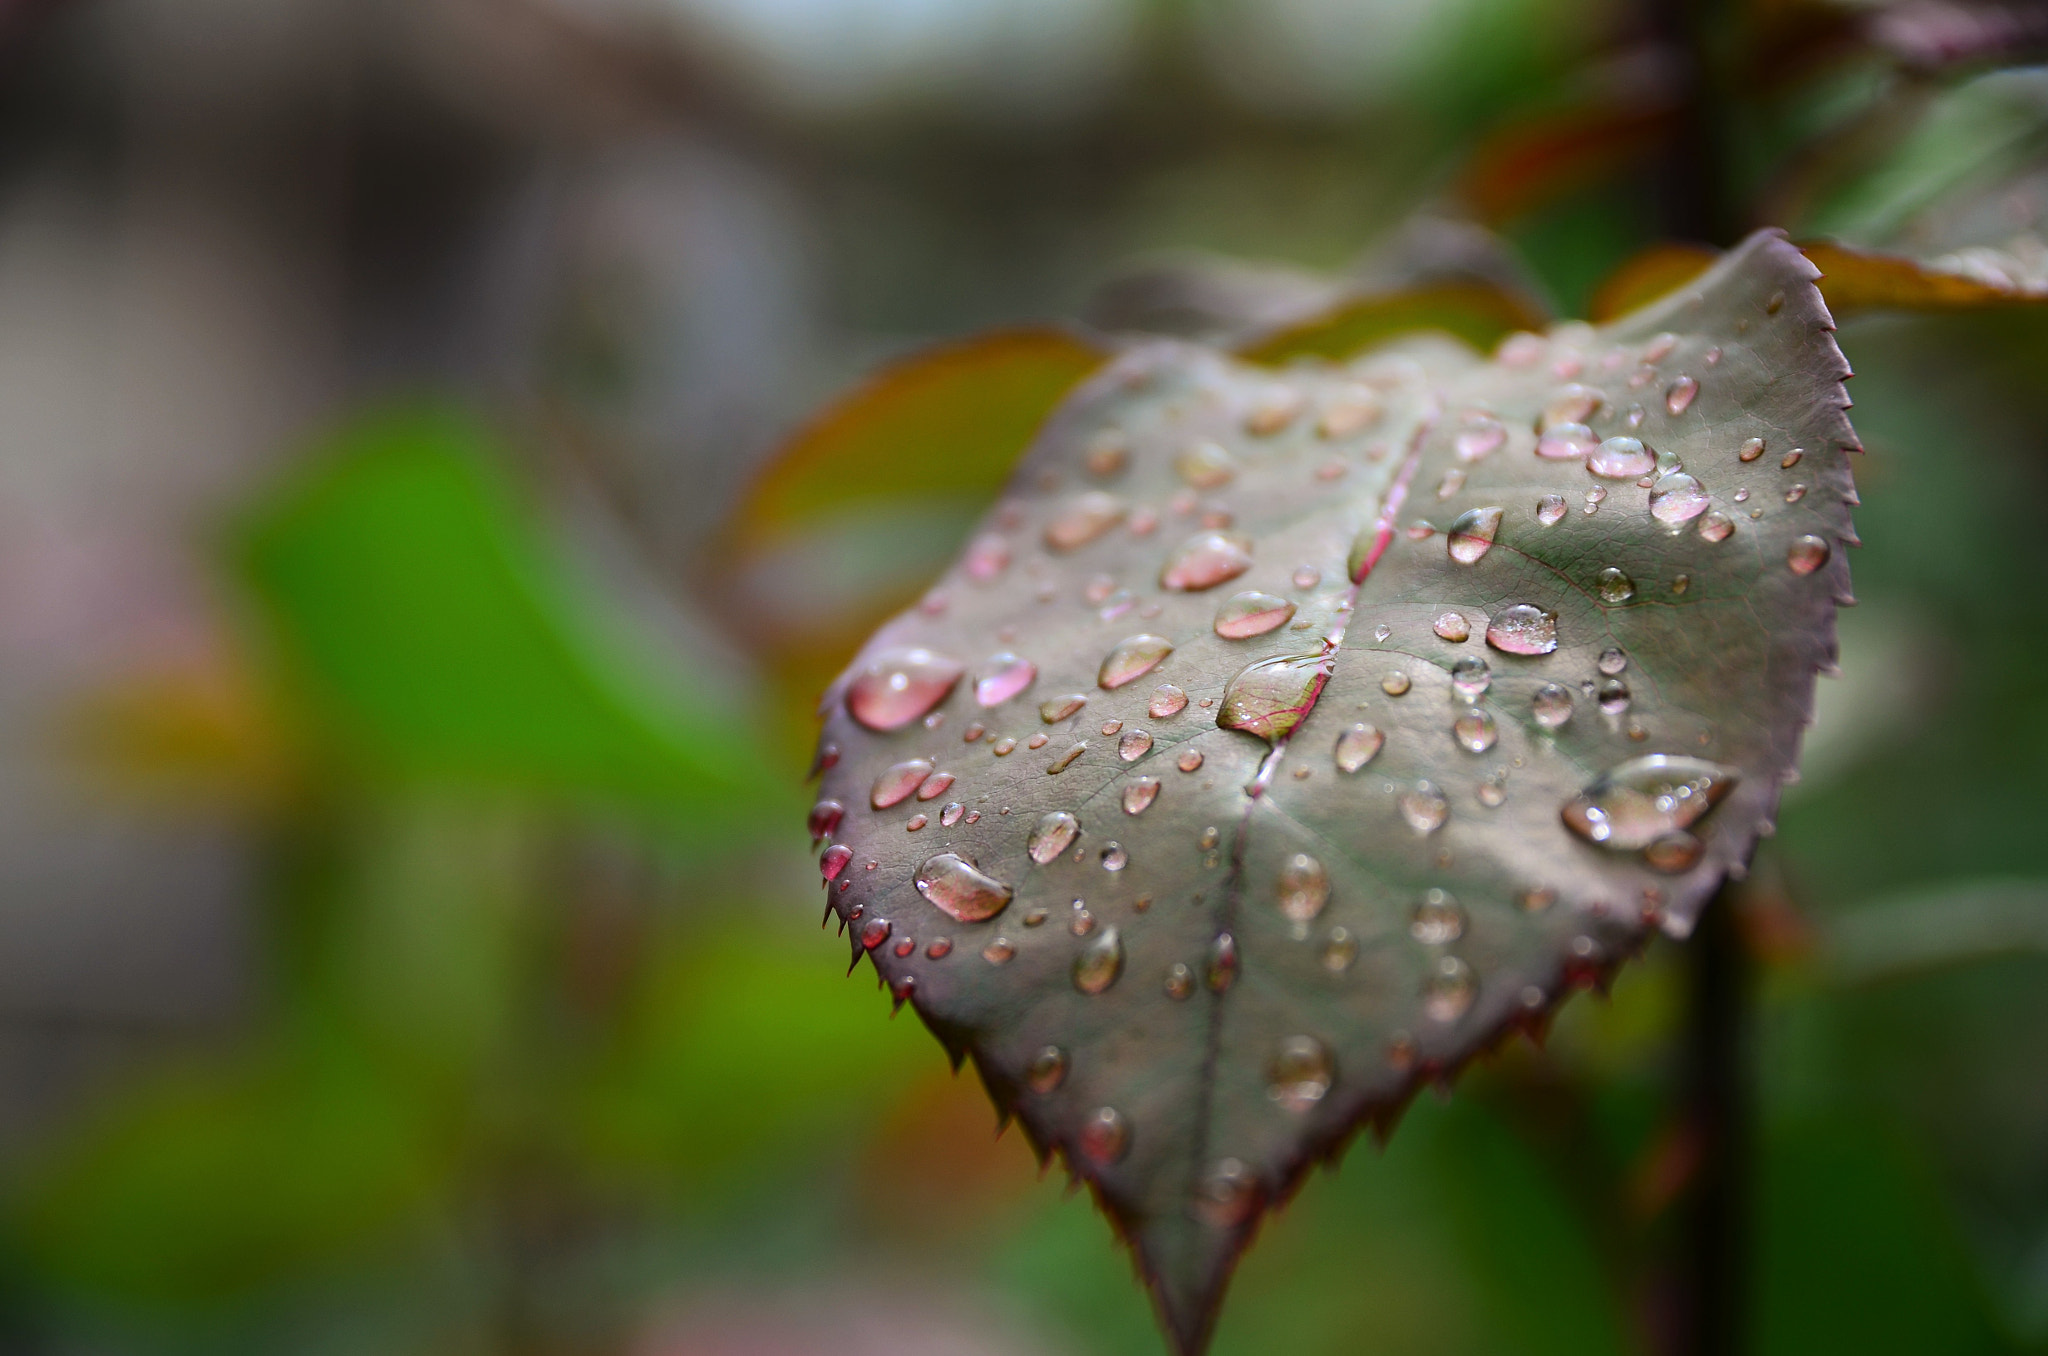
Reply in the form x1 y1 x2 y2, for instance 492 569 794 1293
1237 280 1549 365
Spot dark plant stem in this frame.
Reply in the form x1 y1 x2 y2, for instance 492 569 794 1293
1671 886 1749 1356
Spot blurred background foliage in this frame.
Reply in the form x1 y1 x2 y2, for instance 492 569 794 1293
3 0 2048 1352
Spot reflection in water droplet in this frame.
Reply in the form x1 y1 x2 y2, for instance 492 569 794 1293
1215 591 1297 639
1401 781 1449 833
1122 777 1160 815
1538 493 1567 526
1161 531 1254 591
1100 634 1174 689
1536 421 1598 461
1166 963 1195 1000
1149 684 1188 718
1447 507 1504 564
1560 754 1739 851
1787 534 1830 575
1486 604 1559 655
1453 707 1498 753
1596 567 1636 604
1650 472 1710 524
1599 647 1628 676
1335 723 1384 772
1028 811 1081 864
1381 670 1411 696
1698 510 1734 543
872 759 936 809
1268 1036 1334 1112
1027 1045 1068 1093
1588 435 1652 478
1218 653 1334 742
1532 683 1573 729
848 648 964 731
1321 927 1358 972
1433 612 1471 643
1118 730 1153 761
1450 656 1491 700
1179 749 1206 772
1424 956 1476 1021
1073 927 1123 994
1665 375 1699 415
1410 889 1465 943
1175 441 1238 489
1277 854 1330 922
1206 933 1237 991
1041 694 1087 723
1079 1106 1129 1165
915 853 1014 922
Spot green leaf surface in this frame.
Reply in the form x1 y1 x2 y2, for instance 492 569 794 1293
806 232 1857 1352
238 407 770 820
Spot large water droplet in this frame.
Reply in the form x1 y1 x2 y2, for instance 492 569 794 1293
1215 592 1296 639
1596 567 1636 604
1118 730 1154 761
1453 707 1498 753
1485 604 1559 655
1335 723 1383 772
1532 683 1573 729
1537 493 1568 526
1268 1036 1334 1113
1027 1045 1068 1093
1045 492 1128 551
1410 888 1465 943
1447 506 1504 565
975 653 1037 707
1665 375 1699 415
1423 956 1475 1021
1078 1107 1129 1165
847 648 964 731
1040 693 1087 723
1161 531 1254 591
915 853 1014 922
1277 853 1330 922
1176 441 1238 489
1560 754 1740 851
1450 656 1490 700
1149 684 1188 718
1400 780 1449 833
1123 777 1160 815
1073 926 1124 995
1028 811 1081 864
1589 436 1655 479
1100 634 1174 689
1787 535 1830 575
872 759 935 809
1649 472 1709 525
1536 421 1598 461
1218 653 1333 741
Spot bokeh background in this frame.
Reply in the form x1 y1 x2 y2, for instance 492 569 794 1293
3 0 2048 1352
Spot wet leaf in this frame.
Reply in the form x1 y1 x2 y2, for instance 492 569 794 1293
807 232 1857 1353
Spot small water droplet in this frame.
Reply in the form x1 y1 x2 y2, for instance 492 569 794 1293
1028 811 1081 864
847 648 964 731
1643 332 1680 363
1045 492 1128 552
965 533 1012 581
1737 436 1764 463
1381 670 1412 696
872 759 936 809
1650 472 1709 525
1099 634 1174 689
1406 519 1436 541
992 737 1017 755
1199 1157 1260 1227
1519 887 1556 912
1198 825 1221 850
1100 842 1128 872
1596 567 1636 605
1292 564 1322 590
1485 604 1559 655
1073 926 1124 995
1540 384 1604 429
1672 572 1690 594
1784 483 1807 503
1665 375 1699 415
1560 754 1738 850
1179 749 1206 772
1277 853 1330 922
1040 694 1087 724
1218 653 1333 742
1149 684 1189 718
1118 730 1154 762
940 801 965 827
926 937 952 959
1084 430 1129 479
1780 448 1804 469
1122 776 1161 815
1733 487 1750 503
915 771 955 802
1401 780 1450 833
982 937 1015 964
1373 623 1393 642
1175 441 1238 489
1447 506 1504 564
1537 493 1567 525
1320 927 1358 973
1532 683 1573 729
1027 1045 1068 1093
808 800 845 843
915 853 1013 922
1698 510 1734 542
820 844 853 881
1166 963 1195 999
1598 647 1628 676
1598 678 1630 713
1206 932 1238 991
861 917 892 951
1410 888 1465 943
1450 656 1491 700
1787 534 1830 575
1335 723 1384 772
1536 421 1598 461
1160 531 1254 591
1423 956 1475 1021
1048 742 1087 774
1268 1035 1334 1112
1455 415 1507 461
1453 706 1498 753
1644 831 1704 873
1215 591 1297 639
1435 468 1466 499
1078 1106 1129 1165
1433 611 1471 642
1590 436 1655 479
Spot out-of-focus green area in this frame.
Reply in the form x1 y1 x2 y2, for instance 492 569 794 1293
4 0 2048 1352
